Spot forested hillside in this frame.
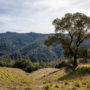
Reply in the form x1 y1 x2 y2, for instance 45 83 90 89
0 32 89 62
0 32 63 62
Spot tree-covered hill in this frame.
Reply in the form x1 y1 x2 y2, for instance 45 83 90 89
0 32 63 61
0 32 89 62
10 39 63 62
0 32 48 55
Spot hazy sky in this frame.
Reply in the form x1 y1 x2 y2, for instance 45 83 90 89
0 0 90 33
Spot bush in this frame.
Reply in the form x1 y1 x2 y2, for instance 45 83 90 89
45 85 49 90
0 57 15 67
14 57 39 73
70 66 90 75
74 83 80 87
55 61 67 68
55 84 59 88
0 56 39 73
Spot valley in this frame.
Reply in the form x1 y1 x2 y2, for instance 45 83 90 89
0 64 90 90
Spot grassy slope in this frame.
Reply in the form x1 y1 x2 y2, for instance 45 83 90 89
0 64 90 90
0 67 37 90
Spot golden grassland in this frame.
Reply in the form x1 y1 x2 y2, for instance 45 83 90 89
0 64 90 90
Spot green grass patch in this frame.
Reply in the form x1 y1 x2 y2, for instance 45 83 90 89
70 65 90 75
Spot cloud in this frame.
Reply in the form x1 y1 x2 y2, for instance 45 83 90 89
0 0 90 33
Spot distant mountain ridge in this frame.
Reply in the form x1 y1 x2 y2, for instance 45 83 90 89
0 32 63 62
0 32 89 62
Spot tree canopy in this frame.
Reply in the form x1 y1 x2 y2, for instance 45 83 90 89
45 12 90 68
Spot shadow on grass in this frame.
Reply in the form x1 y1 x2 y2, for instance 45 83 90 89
9 88 33 90
59 66 90 80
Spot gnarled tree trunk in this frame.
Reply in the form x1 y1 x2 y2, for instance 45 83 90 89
73 55 78 69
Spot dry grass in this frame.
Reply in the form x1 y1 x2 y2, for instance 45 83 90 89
29 68 59 80
0 64 90 90
0 67 38 90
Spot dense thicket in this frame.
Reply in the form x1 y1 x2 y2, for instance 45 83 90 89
0 56 39 72
0 55 90 73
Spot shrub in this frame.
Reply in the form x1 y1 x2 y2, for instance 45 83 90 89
55 84 59 88
71 66 90 75
55 61 67 68
0 57 15 67
14 57 36 72
64 82 68 85
75 83 80 87
45 85 49 90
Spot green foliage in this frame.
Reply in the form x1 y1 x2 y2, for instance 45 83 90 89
0 54 39 73
39 58 47 68
55 61 68 68
0 31 89 62
0 32 48 56
0 57 14 67
78 46 88 58
87 50 90 59
19 42 58 62
70 66 90 75
45 12 90 68
14 56 36 72
0 32 63 62
44 85 49 90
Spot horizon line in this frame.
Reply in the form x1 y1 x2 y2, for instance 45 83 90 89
0 31 54 34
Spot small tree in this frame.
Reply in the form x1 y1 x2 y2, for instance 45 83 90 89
45 12 90 68
39 58 46 68
0 56 14 67
25 57 35 72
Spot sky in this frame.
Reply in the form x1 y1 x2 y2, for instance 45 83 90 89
0 0 90 33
